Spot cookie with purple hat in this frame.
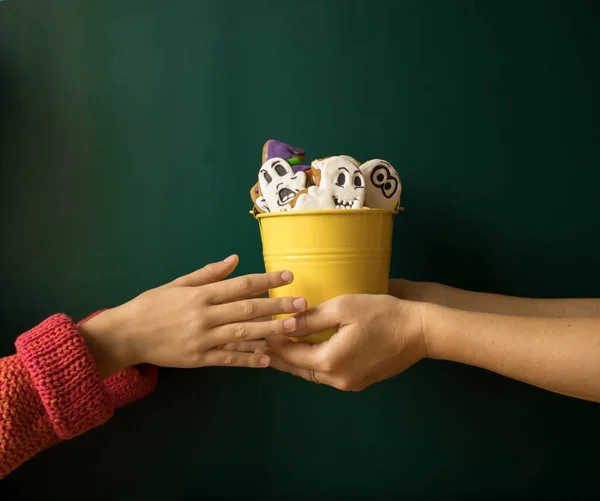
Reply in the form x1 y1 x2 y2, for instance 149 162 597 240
262 139 305 164
251 140 312 213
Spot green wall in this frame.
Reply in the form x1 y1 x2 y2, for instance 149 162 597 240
1 0 599 499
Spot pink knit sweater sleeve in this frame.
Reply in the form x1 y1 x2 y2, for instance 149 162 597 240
0 313 159 479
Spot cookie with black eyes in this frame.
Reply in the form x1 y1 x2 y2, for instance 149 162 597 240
359 159 401 210
254 157 310 213
289 155 366 211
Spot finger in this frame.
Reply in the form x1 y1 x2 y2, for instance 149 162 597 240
199 349 270 369
210 316 298 346
217 340 267 352
172 255 239 287
206 270 294 304
291 302 341 338
263 349 333 386
267 335 328 370
207 296 307 325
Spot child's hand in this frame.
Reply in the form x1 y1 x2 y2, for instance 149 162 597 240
80 255 306 378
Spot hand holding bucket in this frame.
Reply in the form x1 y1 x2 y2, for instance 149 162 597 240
254 207 398 344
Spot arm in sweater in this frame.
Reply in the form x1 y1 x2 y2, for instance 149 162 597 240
0 313 158 479
0 259 308 478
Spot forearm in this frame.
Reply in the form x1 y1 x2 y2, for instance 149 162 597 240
425 304 600 403
390 279 600 318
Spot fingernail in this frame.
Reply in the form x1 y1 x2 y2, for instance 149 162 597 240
292 297 306 311
281 271 293 283
259 356 270 367
224 255 237 263
283 317 296 331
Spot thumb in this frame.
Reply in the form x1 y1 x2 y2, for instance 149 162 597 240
172 254 239 287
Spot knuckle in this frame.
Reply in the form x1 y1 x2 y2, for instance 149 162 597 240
234 275 255 294
189 317 205 334
319 358 337 373
240 300 255 317
187 347 204 367
222 354 235 366
328 300 344 318
232 323 248 340
317 351 338 372
193 288 209 304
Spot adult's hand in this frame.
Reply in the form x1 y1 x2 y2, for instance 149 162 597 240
266 290 600 403
79 255 307 378
263 294 426 391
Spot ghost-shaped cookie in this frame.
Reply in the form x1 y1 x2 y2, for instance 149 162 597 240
359 159 401 210
250 139 311 213
291 155 366 211
257 157 309 212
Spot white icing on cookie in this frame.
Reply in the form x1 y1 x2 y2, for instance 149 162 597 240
258 157 308 212
360 159 401 210
293 156 365 211
254 195 270 213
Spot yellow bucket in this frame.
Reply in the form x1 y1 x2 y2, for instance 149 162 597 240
254 208 398 343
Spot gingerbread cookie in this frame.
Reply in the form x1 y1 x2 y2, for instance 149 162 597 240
291 155 366 211
251 139 311 213
359 159 401 210
250 182 270 213
256 157 310 213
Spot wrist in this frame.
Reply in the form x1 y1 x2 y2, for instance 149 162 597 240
421 302 459 361
78 308 140 380
389 297 429 362
389 279 445 305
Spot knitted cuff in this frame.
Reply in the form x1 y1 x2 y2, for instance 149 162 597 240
104 364 159 408
15 313 114 440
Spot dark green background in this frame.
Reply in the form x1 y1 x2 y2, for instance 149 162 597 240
1 0 599 499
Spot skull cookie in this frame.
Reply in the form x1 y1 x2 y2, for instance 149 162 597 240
359 159 401 210
292 155 366 211
257 157 309 212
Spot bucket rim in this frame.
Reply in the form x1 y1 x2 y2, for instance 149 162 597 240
250 207 402 219
250 201 404 219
